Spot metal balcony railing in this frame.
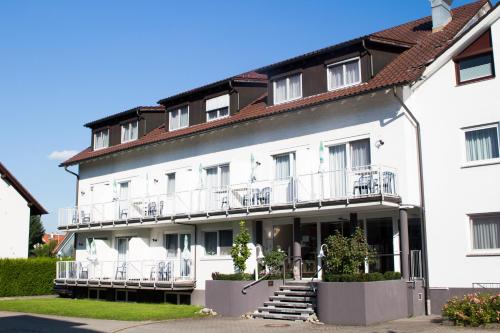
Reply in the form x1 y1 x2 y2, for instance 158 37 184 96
58 165 398 227
55 259 193 288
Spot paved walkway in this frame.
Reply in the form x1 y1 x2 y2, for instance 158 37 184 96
0 311 494 333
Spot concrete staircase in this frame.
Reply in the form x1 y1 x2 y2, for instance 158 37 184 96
253 281 317 321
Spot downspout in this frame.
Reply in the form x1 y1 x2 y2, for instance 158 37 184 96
64 166 79 207
229 80 239 112
136 108 146 137
392 86 431 315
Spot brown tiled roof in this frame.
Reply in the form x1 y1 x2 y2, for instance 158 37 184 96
0 162 48 215
62 0 488 167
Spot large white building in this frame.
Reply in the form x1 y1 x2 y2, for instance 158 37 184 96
55 0 499 314
0 163 47 258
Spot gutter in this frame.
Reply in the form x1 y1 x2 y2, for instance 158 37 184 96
392 86 431 315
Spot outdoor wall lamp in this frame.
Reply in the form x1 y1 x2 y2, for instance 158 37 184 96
375 139 385 148
318 243 328 259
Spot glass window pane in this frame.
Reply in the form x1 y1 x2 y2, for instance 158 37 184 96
164 234 178 257
472 216 500 249
204 232 217 256
167 173 176 195
459 54 493 82
169 110 179 130
122 124 129 142
205 167 218 189
180 107 189 128
130 121 138 140
345 60 360 85
219 230 233 255
350 139 371 169
220 165 230 186
465 127 499 161
288 74 301 100
274 78 287 103
329 64 344 89
218 107 229 118
275 154 291 180
207 110 218 121
102 130 109 147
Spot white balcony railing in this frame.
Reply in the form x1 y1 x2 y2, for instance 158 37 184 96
58 165 398 227
56 259 193 287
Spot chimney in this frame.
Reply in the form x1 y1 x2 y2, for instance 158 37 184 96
430 0 453 31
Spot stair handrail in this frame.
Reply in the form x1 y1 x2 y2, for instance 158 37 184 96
241 270 270 295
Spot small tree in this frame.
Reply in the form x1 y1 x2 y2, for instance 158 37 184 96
32 240 58 258
231 221 251 273
324 227 376 275
29 215 45 254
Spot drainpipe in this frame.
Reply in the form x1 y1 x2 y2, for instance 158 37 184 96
392 86 431 315
362 39 374 78
64 166 80 207
229 80 239 112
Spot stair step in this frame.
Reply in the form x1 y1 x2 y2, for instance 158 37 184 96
274 290 316 297
263 301 313 308
284 280 313 285
253 312 309 321
258 306 315 314
269 295 316 302
280 285 313 291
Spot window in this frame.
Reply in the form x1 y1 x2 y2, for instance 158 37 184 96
327 58 361 91
204 230 233 256
457 54 494 84
274 152 295 180
166 173 176 195
273 74 302 104
121 121 138 143
93 129 109 150
205 164 230 189
206 94 229 121
464 124 499 162
164 234 178 257
471 214 500 251
169 106 189 131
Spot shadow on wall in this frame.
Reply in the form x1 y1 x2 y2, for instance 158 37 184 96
0 314 103 333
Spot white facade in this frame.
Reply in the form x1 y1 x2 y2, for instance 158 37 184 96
0 175 30 258
406 11 500 289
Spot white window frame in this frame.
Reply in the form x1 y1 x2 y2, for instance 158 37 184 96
166 172 176 196
121 121 138 143
327 57 362 91
93 129 109 150
169 106 189 131
202 229 233 257
462 122 500 168
326 136 372 171
467 213 500 256
205 94 230 122
273 152 296 180
163 232 193 259
273 73 303 105
204 164 230 188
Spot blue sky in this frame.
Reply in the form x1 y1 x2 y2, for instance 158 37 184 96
0 0 476 232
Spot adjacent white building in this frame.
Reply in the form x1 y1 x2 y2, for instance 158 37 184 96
0 162 48 258
55 0 499 314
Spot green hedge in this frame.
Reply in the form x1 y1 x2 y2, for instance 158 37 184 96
323 271 401 282
0 258 58 297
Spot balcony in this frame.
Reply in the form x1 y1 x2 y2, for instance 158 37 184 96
58 165 399 228
55 259 194 290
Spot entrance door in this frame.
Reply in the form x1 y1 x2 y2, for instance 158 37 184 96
300 223 317 278
366 218 394 273
273 224 293 257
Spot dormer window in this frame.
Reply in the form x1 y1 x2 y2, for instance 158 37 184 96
169 106 189 131
206 94 229 121
93 129 109 150
454 29 495 85
121 121 138 143
327 57 361 91
273 74 302 104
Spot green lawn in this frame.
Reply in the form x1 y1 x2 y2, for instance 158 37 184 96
0 298 203 321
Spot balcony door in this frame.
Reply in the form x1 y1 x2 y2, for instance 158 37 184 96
328 139 371 198
205 165 230 210
117 181 130 220
115 237 129 280
273 152 295 204
164 233 192 279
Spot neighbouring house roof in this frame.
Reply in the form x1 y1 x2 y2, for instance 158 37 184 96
84 105 165 128
0 162 48 215
42 233 65 245
61 0 490 167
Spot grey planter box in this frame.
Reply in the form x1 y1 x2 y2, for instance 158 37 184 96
205 279 283 317
317 279 423 326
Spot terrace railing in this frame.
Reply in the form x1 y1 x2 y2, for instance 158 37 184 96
59 165 398 227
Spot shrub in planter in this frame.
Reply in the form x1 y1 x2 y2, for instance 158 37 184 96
231 221 251 273
323 272 399 282
262 249 287 275
211 272 254 281
442 293 500 327
383 271 402 280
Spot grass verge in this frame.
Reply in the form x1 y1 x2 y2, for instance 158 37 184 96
0 298 203 321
